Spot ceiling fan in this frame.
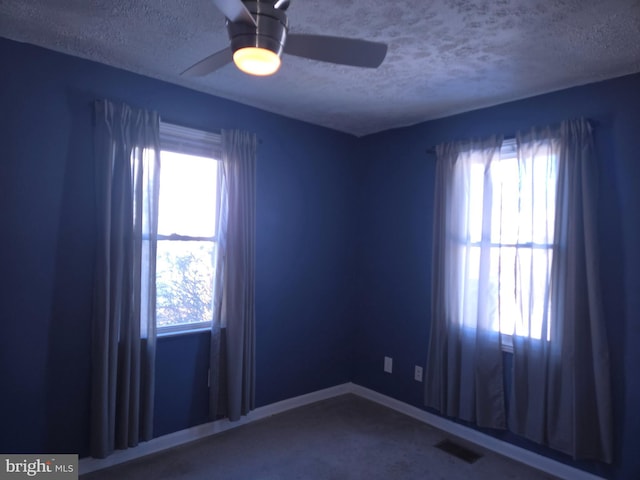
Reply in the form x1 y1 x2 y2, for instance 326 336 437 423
181 0 388 77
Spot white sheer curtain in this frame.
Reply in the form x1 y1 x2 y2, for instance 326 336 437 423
491 132 558 342
209 130 256 421
425 136 507 429
425 119 612 462
91 99 160 458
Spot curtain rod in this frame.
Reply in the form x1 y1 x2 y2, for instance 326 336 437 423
426 139 513 156
425 118 598 156
426 135 516 156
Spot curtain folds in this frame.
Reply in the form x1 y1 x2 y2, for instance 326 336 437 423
209 130 257 421
509 119 613 462
91 100 160 458
425 118 612 463
425 136 507 429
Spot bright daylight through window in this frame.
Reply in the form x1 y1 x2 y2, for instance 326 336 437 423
467 139 557 348
156 123 220 334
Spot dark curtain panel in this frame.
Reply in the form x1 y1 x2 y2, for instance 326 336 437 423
209 130 256 421
509 119 613 462
91 99 160 458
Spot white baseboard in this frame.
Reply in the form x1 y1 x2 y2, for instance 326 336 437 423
79 383 351 475
80 382 602 480
350 384 603 480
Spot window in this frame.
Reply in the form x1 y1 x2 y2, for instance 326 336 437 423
465 139 558 349
156 122 221 334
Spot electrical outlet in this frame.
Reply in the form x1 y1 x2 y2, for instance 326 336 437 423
384 356 393 373
414 365 423 382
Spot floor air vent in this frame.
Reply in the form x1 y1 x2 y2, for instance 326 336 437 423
434 439 483 464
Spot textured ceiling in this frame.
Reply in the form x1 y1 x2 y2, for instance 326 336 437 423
1 0 640 136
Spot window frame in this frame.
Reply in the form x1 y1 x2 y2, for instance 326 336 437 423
155 122 221 336
470 138 556 352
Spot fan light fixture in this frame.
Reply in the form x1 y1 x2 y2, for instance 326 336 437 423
233 46 281 76
226 2 288 77
180 0 388 79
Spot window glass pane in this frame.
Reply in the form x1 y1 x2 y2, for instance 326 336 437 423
156 240 214 328
489 154 557 245
488 246 552 340
528 248 553 341
468 163 485 243
158 151 218 237
531 152 557 245
490 157 520 244
460 245 481 327
461 141 557 345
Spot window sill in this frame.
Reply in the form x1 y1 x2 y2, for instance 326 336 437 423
500 333 514 353
157 325 212 338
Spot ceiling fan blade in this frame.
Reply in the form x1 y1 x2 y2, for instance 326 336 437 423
284 34 387 68
181 48 233 76
212 0 257 25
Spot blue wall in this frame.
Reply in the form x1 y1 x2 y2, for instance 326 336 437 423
1 36 638 479
0 38 358 457
353 73 640 479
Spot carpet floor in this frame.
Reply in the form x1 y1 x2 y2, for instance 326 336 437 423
81 394 554 479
